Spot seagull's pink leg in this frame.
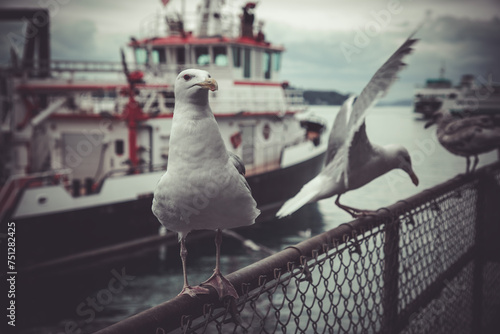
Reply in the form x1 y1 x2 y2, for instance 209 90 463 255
335 195 375 218
201 229 239 300
178 235 210 297
471 155 479 172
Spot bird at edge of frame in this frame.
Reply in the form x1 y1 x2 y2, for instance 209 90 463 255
424 109 500 174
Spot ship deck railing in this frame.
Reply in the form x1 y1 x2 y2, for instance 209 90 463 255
0 169 72 223
95 161 500 334
11 60 306 114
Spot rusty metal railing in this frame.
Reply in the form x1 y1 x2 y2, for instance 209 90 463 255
95 162 500 334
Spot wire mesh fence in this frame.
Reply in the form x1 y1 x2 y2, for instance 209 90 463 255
96 162 500 334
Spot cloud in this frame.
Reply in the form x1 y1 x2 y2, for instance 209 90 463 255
0 0 499 101
414 16 500 84
270 12 500 100
51 19 97 60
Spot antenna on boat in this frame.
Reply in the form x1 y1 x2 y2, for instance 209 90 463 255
440 61 445 79
181 0 186 25
121 48 130 81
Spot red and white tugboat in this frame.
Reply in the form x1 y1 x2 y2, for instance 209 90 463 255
0 1 327 263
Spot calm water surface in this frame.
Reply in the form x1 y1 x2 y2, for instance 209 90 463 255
20 106 498 333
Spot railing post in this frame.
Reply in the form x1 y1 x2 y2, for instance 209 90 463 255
472 170 499 331
382 216 400 334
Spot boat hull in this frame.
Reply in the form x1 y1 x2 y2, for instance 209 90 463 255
12 151 326 266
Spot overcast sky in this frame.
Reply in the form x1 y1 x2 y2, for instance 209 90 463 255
1 0 499 101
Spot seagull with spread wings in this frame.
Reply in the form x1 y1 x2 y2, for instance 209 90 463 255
277 36 419 218
152 69 260 299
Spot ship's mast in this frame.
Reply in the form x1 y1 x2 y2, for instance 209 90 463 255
197 0 224 37
181 0 186 25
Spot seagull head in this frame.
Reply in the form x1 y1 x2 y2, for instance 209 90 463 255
174 69 218 106
387 145 419 186
424 109 450 128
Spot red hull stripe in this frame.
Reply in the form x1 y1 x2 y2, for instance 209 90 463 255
49 110 300 120
130 36 284 52
17 83 171 92
233 81 283 87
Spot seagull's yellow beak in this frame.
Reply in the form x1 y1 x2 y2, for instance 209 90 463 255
196 78 218 92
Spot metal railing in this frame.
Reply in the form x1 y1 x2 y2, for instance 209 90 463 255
96 162 500 334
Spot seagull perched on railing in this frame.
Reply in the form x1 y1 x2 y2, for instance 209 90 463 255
152 69 260 299
277 36 419 218
425 109 500 173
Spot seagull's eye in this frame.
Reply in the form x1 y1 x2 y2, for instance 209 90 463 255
183 74 192 81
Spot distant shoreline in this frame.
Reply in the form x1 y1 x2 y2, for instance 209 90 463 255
302 89 412 106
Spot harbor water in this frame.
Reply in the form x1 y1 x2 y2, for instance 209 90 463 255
18 105 498 334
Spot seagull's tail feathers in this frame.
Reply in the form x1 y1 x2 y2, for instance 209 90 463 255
276 176 325 218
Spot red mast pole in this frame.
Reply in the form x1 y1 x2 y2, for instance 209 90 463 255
120 49 145 173
123 69 145 172
125 93 140 170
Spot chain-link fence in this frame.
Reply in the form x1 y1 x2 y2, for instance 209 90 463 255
96 162 500 334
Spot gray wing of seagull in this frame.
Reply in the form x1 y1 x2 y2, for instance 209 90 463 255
341 37 418 187
228 150 252 191
325 95 356 165
228 151 246 175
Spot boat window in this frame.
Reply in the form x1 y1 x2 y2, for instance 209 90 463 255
176 47 185 64
232 46 241 67
115 140 124 155
243 48 251 78
91 90 117 99
135 48 148 65
273 52 281 71
151 50 160 64
264 51 272 79
213 46 227 66
153 48 166 64
92 90 105 98
254 50 262 78
195 46 210 66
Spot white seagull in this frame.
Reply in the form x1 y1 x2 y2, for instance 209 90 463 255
152 69 260 299
425 109 500 173
276 37 419 218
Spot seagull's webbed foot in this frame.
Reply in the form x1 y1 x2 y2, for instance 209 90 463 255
179 285 211 298
201 271 239 300
352 209 377 218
